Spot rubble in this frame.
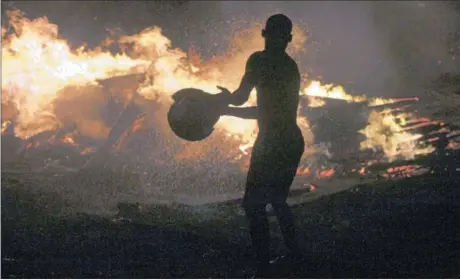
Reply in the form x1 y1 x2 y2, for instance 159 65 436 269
2 70 459 216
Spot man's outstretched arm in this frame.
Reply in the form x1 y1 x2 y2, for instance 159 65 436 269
216 53 260 106
222 106 258 119
227 70 256 106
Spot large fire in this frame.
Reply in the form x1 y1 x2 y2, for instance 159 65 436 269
2 9 456 181
2 10 149 139
359 111 435 161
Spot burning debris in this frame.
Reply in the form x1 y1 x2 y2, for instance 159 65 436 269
2 9 459 205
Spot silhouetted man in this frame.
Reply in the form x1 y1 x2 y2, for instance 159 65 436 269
216 14 305 276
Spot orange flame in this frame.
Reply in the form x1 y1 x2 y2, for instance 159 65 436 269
1 9 440 165
359 111 434 161
296 167 311 176
2 10 149 139
317 168 335 178
61 136 76 145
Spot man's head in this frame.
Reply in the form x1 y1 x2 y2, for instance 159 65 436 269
262 14 293 51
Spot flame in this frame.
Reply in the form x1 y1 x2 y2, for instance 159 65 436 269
317 168 335 178
1 120 11 134
296 167 311 176
359 111 435 161
1 10 310 151
239 142 254 155
121 21 307 148
306 96 326 108
2 10 150 139
300 80 397 108
61 136 76 145
301 81 366 105
1 9 443 168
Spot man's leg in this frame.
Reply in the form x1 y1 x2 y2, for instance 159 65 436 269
271 161 303 257
272 201 301 256
243 203 270 270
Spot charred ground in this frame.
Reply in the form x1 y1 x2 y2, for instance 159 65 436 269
2 164 459 278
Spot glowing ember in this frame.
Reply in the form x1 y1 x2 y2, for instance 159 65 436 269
384 164 428 179
296 167 311 176
317 168 335 178
405 117 431 125
61 136 76 145
81 147 96 155
448 141 460 150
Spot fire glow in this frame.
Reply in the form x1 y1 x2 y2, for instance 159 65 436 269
2 9 457 180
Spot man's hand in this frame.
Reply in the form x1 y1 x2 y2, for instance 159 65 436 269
217 85 231 95
216 85 232 99
214 85 233 105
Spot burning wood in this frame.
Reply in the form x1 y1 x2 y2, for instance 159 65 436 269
1 9 459 188
105 102 143 148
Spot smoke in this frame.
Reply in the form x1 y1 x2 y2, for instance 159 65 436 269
372 2 459 88
218 1 459 96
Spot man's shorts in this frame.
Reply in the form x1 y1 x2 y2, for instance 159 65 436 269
243 133 304 207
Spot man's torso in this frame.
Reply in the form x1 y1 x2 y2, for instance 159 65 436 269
250 51 301 135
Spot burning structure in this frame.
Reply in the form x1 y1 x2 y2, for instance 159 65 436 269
2 9 460 210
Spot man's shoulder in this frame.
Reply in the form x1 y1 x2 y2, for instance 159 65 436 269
245 51 265 72
248 51 264 62
282 54 299 76
285 54 298 67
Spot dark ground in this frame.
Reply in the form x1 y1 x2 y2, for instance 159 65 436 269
2 171 460 278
